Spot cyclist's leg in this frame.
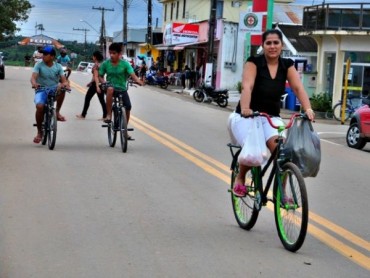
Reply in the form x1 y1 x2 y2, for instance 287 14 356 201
227 112 251 195
34 91 47 143
105 87 114 122
55 84 66 121
120 90 132 123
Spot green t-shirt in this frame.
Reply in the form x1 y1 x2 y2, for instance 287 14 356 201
99 59 134 91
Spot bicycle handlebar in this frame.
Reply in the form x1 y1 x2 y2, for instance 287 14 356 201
32 85 71 93
243 111 307 129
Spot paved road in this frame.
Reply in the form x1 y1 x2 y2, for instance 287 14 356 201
0 66 369 277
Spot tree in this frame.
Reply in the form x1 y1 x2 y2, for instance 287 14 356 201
0 0 32 40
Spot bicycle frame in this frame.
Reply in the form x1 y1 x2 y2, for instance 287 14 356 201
229 112 300 206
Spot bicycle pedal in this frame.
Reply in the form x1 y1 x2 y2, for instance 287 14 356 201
127 128 134 131
33 123 37 127
101 124 108 127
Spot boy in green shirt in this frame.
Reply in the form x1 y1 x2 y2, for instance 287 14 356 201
99 43 144 125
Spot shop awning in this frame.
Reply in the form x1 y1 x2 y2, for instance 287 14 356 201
152 44 174 50
173 40 209 50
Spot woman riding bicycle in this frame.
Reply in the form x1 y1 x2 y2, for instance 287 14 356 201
227 29 315 197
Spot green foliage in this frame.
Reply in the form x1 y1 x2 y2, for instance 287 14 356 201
310 92 332 112
0 38 100 69
0 0 32 40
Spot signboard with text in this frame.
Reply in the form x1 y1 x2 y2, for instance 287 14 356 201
163 22 199 45
239 12 264 34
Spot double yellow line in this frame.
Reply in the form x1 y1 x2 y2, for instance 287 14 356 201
130 116 370 272
71 82 370 271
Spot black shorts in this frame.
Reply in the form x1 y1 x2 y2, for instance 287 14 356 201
114 90 132 110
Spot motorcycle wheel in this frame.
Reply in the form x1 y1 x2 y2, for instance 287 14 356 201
193 90 205 102
217 96 228 108
160 81 168 89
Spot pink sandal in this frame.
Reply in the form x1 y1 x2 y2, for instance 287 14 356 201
233 183 247 197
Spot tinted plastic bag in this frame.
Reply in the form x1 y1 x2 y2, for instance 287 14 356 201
285 118 321 177
238 117 268 167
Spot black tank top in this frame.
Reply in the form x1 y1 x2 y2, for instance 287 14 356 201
236 55 294 116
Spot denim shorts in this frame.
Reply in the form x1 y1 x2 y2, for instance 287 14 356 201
34 86 58 105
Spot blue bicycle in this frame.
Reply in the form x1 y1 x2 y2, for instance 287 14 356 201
332 94 365 121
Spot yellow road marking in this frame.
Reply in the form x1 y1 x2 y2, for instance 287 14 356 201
70 80 87 94
130 115 370 271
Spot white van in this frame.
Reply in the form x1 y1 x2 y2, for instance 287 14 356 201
77 61 95 73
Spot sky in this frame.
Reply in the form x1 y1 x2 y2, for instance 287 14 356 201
15 0 369 43
16 0 163 42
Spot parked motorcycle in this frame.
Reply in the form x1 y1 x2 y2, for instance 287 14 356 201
193 82 229 108
145 71 169 89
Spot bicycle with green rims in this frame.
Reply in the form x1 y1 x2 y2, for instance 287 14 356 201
228 112 309 252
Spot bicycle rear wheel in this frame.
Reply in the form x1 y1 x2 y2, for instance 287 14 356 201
333 103 350 121
108 108 117 147
118 107 128 153
231 157 259 230
48 109 57 150
274 162 308 252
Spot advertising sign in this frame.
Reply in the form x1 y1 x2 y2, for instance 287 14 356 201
239 12 264 34
163 23 199 45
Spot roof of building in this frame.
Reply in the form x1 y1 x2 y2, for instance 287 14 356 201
274 4 305 25
277 24 318 53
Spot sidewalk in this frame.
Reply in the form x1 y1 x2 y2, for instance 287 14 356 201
168 86 340 125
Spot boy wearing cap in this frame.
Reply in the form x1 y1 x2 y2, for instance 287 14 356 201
30 45 70 144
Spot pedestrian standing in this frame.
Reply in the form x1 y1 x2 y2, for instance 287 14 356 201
76 51 107 120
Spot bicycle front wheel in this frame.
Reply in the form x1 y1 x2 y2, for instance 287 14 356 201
274 162 308 252
107 108 117 147
41 111 48 145
231 158 259 230
333 103 350 121
48 109 57 150
118 107 128 153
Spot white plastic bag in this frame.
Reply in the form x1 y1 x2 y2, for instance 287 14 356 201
238 117 268 167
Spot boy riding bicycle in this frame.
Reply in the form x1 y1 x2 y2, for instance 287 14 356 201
98 43 144 131
30 45 70 144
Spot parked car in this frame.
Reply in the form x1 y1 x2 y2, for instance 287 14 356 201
0 52 5 80
77 61 94 73
346 96 370 149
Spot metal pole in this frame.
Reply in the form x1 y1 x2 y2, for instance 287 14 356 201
123 0 128 56
147 0 152 58
93 6 114 59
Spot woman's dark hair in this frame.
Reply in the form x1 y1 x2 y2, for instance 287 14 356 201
109 42 123 53
93 50 103 62
262 29 283 44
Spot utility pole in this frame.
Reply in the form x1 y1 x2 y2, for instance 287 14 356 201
147 0 152 59
206 0 217 86
93 6 114 58
73 28 90 59
123 0 128 57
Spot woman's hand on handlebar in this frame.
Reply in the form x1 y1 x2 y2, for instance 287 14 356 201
304 108 315 121
241 108 253 118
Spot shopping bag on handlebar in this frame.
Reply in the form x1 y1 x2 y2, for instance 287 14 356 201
285 118 321 177
238 117 268 167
